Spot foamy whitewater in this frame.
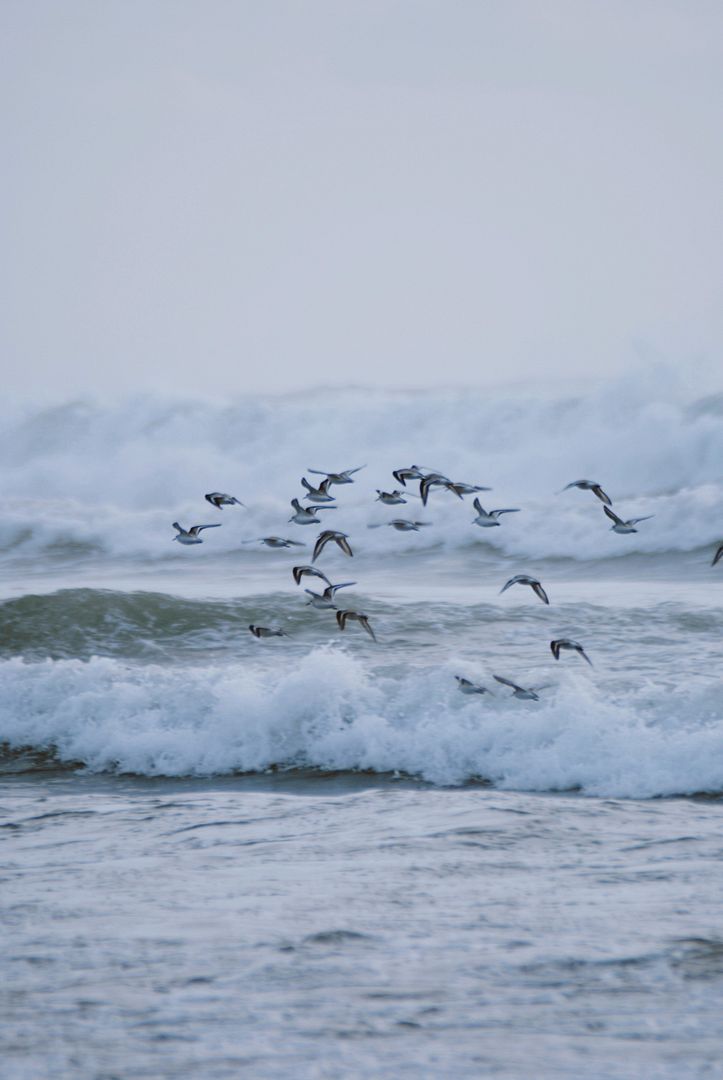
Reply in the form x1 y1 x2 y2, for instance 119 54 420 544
3 368 723 1078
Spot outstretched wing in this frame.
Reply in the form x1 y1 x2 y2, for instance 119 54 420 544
493 674 524 693
336 535 354 557
628 515 654 525
603 505 624 526
359 616 377 642
591 484 612 506
531 581 550 605
713 544 723 567
190 524 222 535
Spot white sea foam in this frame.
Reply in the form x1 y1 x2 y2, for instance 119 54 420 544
3 651 723 797
1 364 722 563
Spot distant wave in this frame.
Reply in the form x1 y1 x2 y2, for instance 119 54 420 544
2 651 723 797
1 366 722 564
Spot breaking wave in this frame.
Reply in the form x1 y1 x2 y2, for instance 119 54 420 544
2 651 723 798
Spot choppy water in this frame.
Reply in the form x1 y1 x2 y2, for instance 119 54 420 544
3 370 723 1076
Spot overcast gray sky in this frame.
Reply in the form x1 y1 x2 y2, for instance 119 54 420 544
2 1 722 399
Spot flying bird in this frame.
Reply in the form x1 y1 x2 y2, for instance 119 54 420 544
550 639 593 665
292 565 331 586
446 482 492 498
244 536 305 549
712 544 723 567
471 499 520 527
172 522 221 545
308 466 366 485
455 676 493 696
288 499 336 525
249 625 287 638
368 519 431 532
305 582 356 609
500 574 550 605
493 675 548 701
301 477 336 503
336 609 377 641
603 505 654 534
375 490 416 505
560 480 612 506
392 465 428 486
204 492 245 510
312 530 354 561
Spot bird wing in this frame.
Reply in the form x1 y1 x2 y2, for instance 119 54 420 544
328 582 356 595
493 675 524 692
336 536 354 557
713 544 723 566
628 515 654 525
491 509 520 517
172 522 184 533
336 610 348 630
591 484 612 506
190 524 222 535
550 641 561 659
603 505 624 525
532 582 550 604
359 617 377 641
472 498 484 515
312 533 331 561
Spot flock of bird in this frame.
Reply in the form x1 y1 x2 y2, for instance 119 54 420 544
171 466 723 702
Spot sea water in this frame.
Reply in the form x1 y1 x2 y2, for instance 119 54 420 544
2 368 723 1077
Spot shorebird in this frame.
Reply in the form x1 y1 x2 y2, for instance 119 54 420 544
375 490 416 505
301 477 336 502
493 675 547 701
471 499 520 527
308 466 366 485
550 639 593 665
312 531 354 561
500 575 550 604
392 465 427 486
249 625 287 638
560 480 612 506
244 536 305 549
336 609 377 641
603 506 654 534
368 519 431 532
292 565 331 586
172 522 221 545
713 544 723 567
419 473 453 506
288 499 336 525
205 492 245 510
305 582 356 609
446 482 492 498
455 676 493 696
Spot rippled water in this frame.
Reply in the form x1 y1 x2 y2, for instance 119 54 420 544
4 774 723 1079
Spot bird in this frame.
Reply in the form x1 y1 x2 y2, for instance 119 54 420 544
446 482 492 498
301 477 336 502
455 676 493 696
550 639 593 665
560 480 612 506
336 609 377 641
305 582 356 609
500 574 550 604
368 519 431 532
603 505 654 534
493 675 547 701
292 565 331 586
204 492 245 510
307 466 366 485
244 536 305 548
249 625 287 638
713 544 723 567
288 499 336 525
172 522 221 545
312 531 354 561
419 473 452 506
392 465 428 486
471 499 520 527
375 489 416 505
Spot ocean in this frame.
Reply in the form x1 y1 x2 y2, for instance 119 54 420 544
3 369 723 1078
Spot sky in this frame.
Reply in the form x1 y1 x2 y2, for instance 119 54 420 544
2 1 722 399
